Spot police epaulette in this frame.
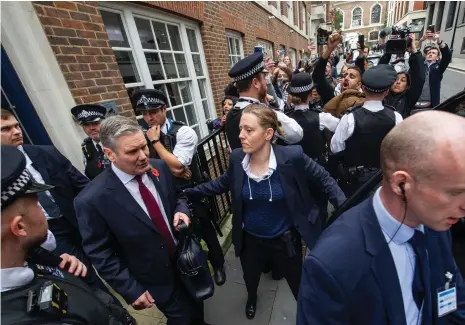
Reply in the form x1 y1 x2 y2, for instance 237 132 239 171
172 120 185 126
81 137 92 159
32 264 65 279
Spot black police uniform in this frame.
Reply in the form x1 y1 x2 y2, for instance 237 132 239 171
131 89 226 281
0 146 133 325
287 73 328 165
71 104 110 180
331 64 400 196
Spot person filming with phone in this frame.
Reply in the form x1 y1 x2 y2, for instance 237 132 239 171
413 27 452 113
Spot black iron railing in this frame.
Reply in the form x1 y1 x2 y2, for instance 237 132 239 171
196 127 232 225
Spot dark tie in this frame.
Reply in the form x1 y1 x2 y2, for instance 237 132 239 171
135 175 176 256
30 175 61 219
408 230 431 317
96 143 104 155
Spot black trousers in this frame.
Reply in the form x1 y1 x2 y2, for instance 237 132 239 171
240 230 303 300
48 218 113 297
151 275 205 325
196 216 224 269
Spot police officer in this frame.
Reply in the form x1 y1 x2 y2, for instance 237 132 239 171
330 64 403 196
226 52 303 150
287 73 340 165
1 146 134 325
131 88 227 286
71 104 110 180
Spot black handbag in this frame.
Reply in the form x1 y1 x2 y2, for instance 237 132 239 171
176 223 215 301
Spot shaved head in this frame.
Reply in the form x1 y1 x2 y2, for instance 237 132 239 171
379 111 465 231
381 111 465 181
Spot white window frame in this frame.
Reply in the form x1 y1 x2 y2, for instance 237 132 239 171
276 0 281 17
302 4 306 33
257 39 274 59
288 1 294 26
351 7 363 28
99 2 216 138
370 3 382 25
288 48 297 69
296 1 300 29
226 30 244 68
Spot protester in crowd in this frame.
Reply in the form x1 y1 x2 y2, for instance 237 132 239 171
225 52 303 150
208 95 238 130
132 89 226 287
330 64 403 196
224 81 240 98
74 116 210 324
185 104 345 320
324 88 366 118
414 30 452 113
283 54 293 71
378 33 425 118
1 146 137 325
325 60 337 88
273 63 293 103
0 109 116 297
70 104 110 180
313 33 365 106
297 111 465 325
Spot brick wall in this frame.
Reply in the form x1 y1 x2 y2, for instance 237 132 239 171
34 1 310 119
33 1 134 116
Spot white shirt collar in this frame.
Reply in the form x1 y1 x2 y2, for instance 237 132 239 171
1 267 34 292
241 146 277 182
92 139 102 149
111 164 137 185
294 104 309 111
363 100 385 112
160 118 171 134
372 187 424 245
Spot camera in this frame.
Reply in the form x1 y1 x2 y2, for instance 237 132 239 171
380 26 412 55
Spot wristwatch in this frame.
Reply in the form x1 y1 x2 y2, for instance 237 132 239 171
151 138 160 145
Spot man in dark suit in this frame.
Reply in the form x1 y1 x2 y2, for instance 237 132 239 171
74 115 206 325
297 111 465 325
0 108 109 294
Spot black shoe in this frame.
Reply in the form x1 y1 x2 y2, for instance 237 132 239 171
245 298 257 319
272 272 283 281
213 266 226 286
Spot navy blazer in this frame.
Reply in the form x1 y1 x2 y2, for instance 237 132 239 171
74 159 190 305
297 197 465 325
184 145 346 256
22 145 89 228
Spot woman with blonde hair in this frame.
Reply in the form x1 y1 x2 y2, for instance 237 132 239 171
185 104 345 320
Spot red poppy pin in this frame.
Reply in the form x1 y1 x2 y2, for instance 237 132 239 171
151 167 160 181
97 161 102 168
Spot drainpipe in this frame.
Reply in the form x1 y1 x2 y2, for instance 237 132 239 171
449 1 462 63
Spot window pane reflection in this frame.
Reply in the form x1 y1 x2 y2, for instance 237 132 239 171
175 54 189 78
165 83 182 107
135 18 155 49
185 104 197 125
186 29 199 52
101 11 129 48
114 51 140 83
144 52 164 81
172 107 187 123
152 21 170 50
161 53 177 79
167 25 183 51
178 81 192 103
192 54 203 76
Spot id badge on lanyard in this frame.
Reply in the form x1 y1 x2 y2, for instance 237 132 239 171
437 272 457 318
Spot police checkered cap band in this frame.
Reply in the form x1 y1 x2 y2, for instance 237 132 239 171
1 168 31 208
363 85 389 93
234 61 265 82
289 83 314 94
77 110 104 120
136 95 165 108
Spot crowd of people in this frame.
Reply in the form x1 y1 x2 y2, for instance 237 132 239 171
1 24 464 325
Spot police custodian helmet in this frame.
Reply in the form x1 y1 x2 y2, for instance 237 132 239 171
70 104 107 125
1 146 54 210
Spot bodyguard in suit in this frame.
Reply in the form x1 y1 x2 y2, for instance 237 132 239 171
74 115 207 325
0 108 109 294
297 111 465 325
185 104 345 320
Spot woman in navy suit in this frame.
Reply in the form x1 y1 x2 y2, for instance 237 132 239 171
184 104 345 319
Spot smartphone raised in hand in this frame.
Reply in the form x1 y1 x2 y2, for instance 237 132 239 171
358 34 365 50
427 25 435 33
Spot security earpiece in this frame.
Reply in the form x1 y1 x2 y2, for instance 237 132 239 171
399 183 406 203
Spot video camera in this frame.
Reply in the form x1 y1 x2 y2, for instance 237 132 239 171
380 26 412 55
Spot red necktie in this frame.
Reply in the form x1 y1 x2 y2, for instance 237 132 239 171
135 175 176 256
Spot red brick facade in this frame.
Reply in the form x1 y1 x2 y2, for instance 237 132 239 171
33 1 312 119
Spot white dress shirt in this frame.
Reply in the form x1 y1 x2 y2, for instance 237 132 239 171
373 187 423 325
161 119 198 167
17 145 61 220
241 146 277 182
111 164 175 239
294 104 340 132
236 97 304 144
330 100 404 153
41 230 57 251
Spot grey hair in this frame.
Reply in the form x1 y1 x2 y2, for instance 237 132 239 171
100 115 142 151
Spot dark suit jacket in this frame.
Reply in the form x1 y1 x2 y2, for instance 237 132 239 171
184 145 346 256
297 198 465 325
74 159 191 304
22 145 89 228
